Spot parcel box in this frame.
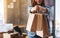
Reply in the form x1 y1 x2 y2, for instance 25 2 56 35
26 13 50 37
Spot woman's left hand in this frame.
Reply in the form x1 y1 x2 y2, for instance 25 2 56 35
38 6 48 13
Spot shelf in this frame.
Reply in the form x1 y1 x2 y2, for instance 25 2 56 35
13 25 26 28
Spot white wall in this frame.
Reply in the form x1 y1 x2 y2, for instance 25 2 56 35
0 0 4 24
55 0 60 37
56 0 60 21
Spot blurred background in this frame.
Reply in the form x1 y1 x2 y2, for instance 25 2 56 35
1 0 60 38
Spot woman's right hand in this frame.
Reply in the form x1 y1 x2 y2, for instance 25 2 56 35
30 5 39 13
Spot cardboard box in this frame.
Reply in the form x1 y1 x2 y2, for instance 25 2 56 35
26 13 50 37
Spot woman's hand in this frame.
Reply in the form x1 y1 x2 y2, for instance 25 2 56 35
30 5 48 13
30 5 39 13
39 6 48 13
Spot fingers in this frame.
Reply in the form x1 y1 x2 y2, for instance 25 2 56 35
30 5 48 13
38 6 48 13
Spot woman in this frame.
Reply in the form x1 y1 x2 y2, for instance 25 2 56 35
27 0 50 38
30 0 48 13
